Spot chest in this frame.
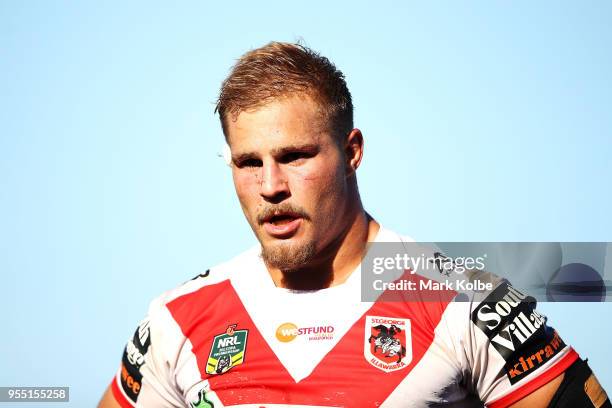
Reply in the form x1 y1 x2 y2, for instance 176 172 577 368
168 281 463 407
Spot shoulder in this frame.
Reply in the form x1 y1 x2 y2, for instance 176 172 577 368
137 245 262 343
113 246 263 406
147 245 261 312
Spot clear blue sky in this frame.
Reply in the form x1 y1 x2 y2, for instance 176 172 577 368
1 1 611 406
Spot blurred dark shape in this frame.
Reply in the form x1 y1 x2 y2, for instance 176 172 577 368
546 263 606 302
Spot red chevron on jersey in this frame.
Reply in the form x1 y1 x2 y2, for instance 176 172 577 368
166 274 456 406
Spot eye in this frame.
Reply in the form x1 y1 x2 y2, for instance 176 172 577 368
235 158 262 168
279 151 314 164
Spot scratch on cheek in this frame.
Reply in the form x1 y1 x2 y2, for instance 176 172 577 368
299 170 321 181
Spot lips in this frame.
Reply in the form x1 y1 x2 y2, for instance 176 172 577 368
262 212 303 238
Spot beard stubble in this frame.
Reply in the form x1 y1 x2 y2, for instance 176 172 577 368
261 238 316 272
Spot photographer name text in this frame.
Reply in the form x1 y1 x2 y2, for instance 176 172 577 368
373 278 493 292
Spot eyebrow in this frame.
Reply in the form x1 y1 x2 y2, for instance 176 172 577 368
232 143 320 163
270 143 319 157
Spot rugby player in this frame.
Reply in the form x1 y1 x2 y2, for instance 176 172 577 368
99 42 609 407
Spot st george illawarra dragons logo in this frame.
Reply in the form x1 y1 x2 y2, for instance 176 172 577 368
364 316 412 372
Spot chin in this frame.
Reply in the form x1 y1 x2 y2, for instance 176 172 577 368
260 239 316 271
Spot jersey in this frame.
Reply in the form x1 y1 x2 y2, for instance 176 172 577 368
110 227 579 407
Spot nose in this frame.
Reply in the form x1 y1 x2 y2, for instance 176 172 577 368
260 160 289 202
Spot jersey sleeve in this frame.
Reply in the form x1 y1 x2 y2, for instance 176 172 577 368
110 296 185 407
465 280 579 407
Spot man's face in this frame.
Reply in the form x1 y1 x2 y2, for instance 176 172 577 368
226 94 350 271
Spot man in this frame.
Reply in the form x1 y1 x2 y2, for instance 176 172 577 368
99 42 609 407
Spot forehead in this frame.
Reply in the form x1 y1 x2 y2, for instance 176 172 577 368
226 95 331 152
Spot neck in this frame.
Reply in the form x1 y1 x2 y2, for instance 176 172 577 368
270 209 380 290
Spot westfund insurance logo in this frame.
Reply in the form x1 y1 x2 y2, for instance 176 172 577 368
275 322 335 342
471 282 567 384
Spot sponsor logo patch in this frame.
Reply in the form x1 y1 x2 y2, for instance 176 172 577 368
120 317 151 402
364 316 412 372
504 330 566 384
585 373 609 408
120 362 142 396
206 324 248 375
471 282 546 360
275 322 335 342
189 387 214 408
471 282 570 383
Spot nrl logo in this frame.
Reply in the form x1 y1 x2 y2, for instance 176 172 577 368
206 324 248 375
364 316 412 372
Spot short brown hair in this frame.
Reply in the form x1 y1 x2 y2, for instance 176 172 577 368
215 41 353 141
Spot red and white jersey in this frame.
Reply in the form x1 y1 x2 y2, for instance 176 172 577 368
111 227 578 407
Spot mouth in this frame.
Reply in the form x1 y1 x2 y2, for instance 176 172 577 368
261 211 303 238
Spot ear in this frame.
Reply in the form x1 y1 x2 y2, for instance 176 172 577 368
222 142 232 166
344 128 364 176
